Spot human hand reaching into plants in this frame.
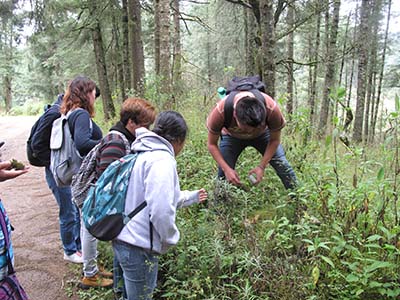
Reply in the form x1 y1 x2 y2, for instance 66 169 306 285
248 165 265 185
224 167 242 186
198 188 208 203
0 159 29 182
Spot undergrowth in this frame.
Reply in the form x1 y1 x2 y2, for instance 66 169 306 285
73 95 400 300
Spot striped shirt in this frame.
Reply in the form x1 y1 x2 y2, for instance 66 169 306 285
95 132 130 177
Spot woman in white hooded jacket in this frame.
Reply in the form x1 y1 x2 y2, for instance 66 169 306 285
112 111 207 300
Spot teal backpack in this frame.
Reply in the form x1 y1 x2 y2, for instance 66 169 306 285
82 153 147 241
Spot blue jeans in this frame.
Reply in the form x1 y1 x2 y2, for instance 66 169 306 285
45 167 81 255
113 240 158 300
113 255 126 299
218 131 297 189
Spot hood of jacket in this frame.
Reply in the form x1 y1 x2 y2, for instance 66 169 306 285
110 121 135 144
131 127 174 156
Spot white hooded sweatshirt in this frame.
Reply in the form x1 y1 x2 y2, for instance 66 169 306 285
116 127 199 254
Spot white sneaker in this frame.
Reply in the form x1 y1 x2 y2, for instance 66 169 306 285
64 252 83 264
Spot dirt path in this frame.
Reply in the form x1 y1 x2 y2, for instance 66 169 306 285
0 116 78 300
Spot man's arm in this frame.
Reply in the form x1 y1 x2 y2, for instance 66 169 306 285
249 130 281 185
207 132 242 186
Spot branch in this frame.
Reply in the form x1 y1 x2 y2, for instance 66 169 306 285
224 0 252 9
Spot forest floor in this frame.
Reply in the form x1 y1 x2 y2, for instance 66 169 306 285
0 116 79 300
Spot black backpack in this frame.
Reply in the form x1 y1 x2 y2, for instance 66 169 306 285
223 75 267 129
26 104 60 167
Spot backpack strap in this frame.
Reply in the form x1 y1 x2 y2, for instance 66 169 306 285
66 108 93 138
0 205 15 275
223 89 267 129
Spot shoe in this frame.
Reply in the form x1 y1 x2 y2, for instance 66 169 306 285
98 265 113 278
63 252 83 264
79 273 113 289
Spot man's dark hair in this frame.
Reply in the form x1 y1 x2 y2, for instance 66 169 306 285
235 96 266 127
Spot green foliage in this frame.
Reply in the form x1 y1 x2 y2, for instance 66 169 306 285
67 93 400 300
5 99 46 116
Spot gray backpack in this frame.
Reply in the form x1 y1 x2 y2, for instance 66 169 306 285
49 109 90 187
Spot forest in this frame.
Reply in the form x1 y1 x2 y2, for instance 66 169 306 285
1 0 400 299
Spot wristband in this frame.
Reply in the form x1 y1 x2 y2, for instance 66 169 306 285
257 165 265 171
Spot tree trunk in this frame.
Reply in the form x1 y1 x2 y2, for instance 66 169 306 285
353 0 370 142
372 0 391 141
159 0 171 101
3 75 12 113
91 13 115 120
122 0 131 92
128 0 145 95
364 0 382 143
342 4 358 132
171 0 182 97
318 0 340 137
245 7 257 74
339 13 350 87
309 5 321 126
286 1 294 117
154 0 161 75
260 0 275 97
206 5 212 93
112 4 126 102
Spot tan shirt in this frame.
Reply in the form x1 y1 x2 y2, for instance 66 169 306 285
206 91 286 139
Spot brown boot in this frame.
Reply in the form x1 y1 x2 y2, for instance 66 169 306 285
98 265 113 278
79 273 113 289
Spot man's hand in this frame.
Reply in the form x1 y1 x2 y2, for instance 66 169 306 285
248 165 265 185
224 167 242 186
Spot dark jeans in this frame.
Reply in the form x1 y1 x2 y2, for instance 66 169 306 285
45 167 81 255
218 131 297 189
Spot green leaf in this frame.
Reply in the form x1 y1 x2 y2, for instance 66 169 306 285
325 135 332 147
318 242 331 251
355 289 364 296
337 87 346 99
395 94 400 112
320 255 335 268
368 281 382 288
366 234 382 242
312 265 320 286
365 261 392 273
377 167 384 180
387 288 400 297
346 274 359 283
265 229 275 240
390 112 399 118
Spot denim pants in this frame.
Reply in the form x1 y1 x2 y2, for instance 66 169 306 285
113 240 158 300
80 218 98 277
114 255 127 299
218 131 297 189
45 167 81 255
